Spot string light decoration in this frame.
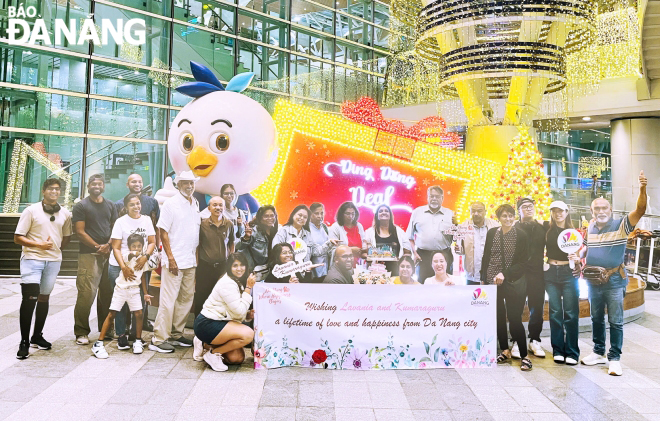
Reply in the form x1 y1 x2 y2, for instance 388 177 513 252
385 0 641 128
251 100 503 221
4 140 73 214
340 97 461 147
578 156 609 178
148 58 183 88
490 127 552 220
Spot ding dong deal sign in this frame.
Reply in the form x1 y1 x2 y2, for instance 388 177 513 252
272 134 463 227
250 100 499 227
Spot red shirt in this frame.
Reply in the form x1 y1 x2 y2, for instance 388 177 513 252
345 225 362 248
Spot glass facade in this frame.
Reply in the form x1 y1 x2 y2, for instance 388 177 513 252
539 129 612 208
0 0 390 212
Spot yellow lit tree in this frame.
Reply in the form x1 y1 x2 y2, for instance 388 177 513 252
490 126 552 220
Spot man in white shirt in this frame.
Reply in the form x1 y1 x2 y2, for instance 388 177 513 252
14 178 72 359
456 202 499 285
407 186 455 283
150 171 201 353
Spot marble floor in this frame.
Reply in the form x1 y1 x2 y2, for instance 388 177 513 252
0 277 659 421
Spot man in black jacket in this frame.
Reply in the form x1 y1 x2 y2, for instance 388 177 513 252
516 197 546 359
323 246 354 284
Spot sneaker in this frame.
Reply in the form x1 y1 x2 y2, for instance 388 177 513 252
553 355 565 364
16 340 30 360
565 357 578 366
117 335 130 350
511 342 521 359
170 336 193 347
608 360 623 376
581 352 608 366
193 336 205 362
149 341 175 353
528 340 546 358
30 335 52 350
92 341 109 359
133 339 144 354
76 335 89 345
203 351 228 372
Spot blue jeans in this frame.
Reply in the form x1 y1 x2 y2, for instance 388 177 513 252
588 273 625 361
544 265 580 360
20 258 61 295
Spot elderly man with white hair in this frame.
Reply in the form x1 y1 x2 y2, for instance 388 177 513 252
150 171 201 353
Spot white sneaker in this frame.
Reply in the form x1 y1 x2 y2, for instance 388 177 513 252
565 357 578 366
511 342 521 359
193 336 205 362
76 335 89 345
554 355 565 363
203 351 228 372
91 341 108 359
528 340 546 358
133 339 144 354
608 361 623 376
581 352 607 366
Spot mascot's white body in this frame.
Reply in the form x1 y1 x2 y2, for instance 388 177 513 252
156 62 277 205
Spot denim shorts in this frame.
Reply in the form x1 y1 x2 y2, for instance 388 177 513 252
194 313 228 344
20 258 61 295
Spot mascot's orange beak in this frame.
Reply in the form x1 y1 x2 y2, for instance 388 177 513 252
187 146 218 177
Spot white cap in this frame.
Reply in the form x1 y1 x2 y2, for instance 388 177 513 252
173 170 200 184
549 201 569 211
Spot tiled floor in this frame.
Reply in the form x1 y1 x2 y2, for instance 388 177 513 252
0 277 659 421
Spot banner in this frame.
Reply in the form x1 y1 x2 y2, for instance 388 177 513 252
253 284 497 370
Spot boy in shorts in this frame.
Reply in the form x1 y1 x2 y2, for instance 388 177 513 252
92 234 152 358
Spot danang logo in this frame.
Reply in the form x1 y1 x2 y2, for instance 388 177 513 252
2 4 146 46
471 288 489 306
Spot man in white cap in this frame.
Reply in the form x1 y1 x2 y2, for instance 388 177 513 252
150 171 201 353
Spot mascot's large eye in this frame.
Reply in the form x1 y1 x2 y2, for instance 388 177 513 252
181 133 194 153
210 133 230 153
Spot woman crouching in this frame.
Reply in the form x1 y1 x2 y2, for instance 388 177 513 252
192 253 256 371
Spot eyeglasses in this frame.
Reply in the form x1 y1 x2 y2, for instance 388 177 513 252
520 205 535 211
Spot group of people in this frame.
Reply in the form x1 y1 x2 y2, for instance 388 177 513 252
14 166 648 376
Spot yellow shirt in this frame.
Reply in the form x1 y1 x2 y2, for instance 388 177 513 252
392 276 420 285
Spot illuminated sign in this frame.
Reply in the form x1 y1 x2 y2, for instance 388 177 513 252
251 100 503 226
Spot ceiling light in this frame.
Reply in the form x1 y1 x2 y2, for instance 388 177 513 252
582 116 591 121
118 75 123 79
134 70 139 75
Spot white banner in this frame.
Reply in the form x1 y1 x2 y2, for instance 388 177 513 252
253 284 497 370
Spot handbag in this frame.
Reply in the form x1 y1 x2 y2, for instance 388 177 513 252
582 264 624 286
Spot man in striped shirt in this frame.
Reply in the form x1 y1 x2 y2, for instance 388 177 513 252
580 171 647 376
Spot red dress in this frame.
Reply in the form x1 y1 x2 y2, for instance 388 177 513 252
345 225 362 248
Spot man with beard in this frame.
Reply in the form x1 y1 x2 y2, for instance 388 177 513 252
113 173 159 338
150 171 201 353
73 174 118 345
580 171 648 376
323 245 355 284
515 197 546 359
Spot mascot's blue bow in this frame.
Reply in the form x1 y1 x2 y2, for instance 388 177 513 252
176 61 254 98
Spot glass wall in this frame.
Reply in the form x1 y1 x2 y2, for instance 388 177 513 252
0 0 390 212
539 129 612 208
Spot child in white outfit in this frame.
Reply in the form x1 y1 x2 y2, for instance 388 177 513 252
92 234 153 358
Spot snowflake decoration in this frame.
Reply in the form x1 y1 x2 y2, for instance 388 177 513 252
290 190 299 199
422 178 430 186
295 149 300 154
306 142 315 150
325 150 331 157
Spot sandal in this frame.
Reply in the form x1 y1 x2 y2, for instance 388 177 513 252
497 349 511 363
521 357 533 371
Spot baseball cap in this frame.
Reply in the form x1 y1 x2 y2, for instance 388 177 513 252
516 197 535 209
549 201 569 211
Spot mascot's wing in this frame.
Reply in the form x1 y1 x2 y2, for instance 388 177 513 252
154 177 178 206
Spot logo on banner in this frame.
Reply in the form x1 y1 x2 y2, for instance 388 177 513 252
471 288 489 306
289 238 308 262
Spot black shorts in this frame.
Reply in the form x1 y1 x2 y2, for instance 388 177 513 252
193 314 229 344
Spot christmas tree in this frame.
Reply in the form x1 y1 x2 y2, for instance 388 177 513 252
490 126 552 220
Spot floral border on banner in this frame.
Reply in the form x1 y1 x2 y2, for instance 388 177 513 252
253 329 496 370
